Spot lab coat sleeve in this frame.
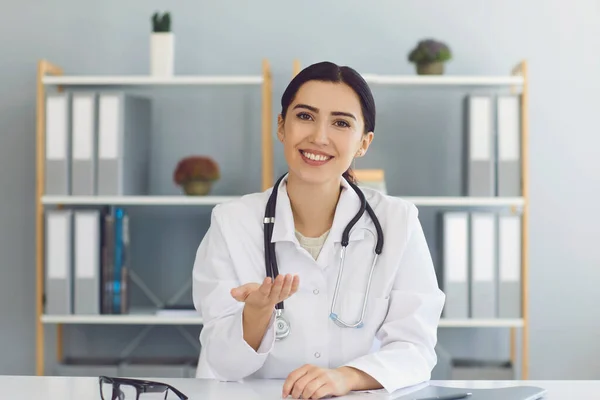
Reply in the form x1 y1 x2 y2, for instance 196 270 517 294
192 206 276 381
343 204 446 393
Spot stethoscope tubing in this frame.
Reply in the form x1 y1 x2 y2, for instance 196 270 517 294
264 173 384 337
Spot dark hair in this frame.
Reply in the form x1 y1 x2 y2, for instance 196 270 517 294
280 61 376 184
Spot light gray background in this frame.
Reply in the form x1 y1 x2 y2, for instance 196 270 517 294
1 0 599 379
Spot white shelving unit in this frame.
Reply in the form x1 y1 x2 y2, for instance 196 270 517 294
36 58 529 378
35 59 274 376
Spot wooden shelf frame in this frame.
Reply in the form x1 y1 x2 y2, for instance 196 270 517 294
35 59 274 376
291 59 530 379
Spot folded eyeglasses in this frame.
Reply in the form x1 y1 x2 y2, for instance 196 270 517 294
99 376 188 400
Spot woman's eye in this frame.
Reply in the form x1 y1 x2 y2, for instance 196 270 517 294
334 120 350 128
296 112 312 120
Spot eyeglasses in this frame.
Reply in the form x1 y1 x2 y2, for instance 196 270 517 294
99 376 188 400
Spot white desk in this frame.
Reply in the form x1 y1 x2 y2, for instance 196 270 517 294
0 376 594 399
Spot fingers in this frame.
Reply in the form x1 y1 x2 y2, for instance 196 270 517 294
279 274 301 300
311 384 332 399
290 274 300 295
303 379 328 400
230 282 261 302
293 369 324 399
282 364 311 398
268 274 286 301
231 274 300 306
258 277 273 297
283 365 330 399
278 274 299 301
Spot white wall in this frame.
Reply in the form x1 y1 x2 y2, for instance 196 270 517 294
0 0 598 378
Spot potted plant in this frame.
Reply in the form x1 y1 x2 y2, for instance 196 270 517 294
407 39 452 75
150 11 174 76
173 156 220 196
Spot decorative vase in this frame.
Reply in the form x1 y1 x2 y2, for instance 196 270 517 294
183 180 212 196
416 61 444 75
150 32 174 76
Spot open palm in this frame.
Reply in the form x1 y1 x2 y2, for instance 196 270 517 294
231 274 300 311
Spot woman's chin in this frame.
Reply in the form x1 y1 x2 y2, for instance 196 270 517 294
289 166 342 186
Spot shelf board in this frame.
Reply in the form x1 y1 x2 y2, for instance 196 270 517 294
41 195 239 206
41 195 524 207
40 314 522 328
361 74 524 86
41 313 203 325
401 196 525 207
439 318 524 328
42 75 263 86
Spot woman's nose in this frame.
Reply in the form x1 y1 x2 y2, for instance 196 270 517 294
310 123 329 144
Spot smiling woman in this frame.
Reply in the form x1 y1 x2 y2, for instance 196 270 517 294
192 61 445 400
278 62 375 188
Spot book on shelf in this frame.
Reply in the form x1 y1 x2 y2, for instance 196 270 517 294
44 206 130 316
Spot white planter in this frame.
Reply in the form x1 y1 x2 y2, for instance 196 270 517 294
150 32 174 77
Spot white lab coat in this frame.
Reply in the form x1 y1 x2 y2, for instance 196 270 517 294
192 175 445 393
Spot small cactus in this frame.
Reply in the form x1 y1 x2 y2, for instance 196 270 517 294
152 12 171 33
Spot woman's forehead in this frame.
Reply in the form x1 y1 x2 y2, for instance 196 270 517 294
293 80 362 116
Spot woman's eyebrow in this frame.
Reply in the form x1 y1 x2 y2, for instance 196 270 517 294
293 103 356 120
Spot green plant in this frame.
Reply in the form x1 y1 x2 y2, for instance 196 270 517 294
408 39 452 64
152 12 171 33
173 156 220 185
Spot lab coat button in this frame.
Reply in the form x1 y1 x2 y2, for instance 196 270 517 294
313 289 319 295
314 352 321 358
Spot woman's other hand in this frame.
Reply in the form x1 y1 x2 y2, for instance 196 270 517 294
282 365 359 399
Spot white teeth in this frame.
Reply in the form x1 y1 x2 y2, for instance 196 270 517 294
302 151 330 161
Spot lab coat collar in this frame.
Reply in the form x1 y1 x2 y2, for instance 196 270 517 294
270 174 366 245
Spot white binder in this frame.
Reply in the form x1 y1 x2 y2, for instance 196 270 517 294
441 212 469 318
498 213 522 318
45 93 71 195
71 92 98 195
496 95 522 196
74 210 101 315
45 210 73 315
469 212 497 318
97 92 151 196
465 95 494 196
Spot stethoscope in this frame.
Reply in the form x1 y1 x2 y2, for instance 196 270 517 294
263 173 384 340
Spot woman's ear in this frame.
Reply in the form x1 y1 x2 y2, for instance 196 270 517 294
277 114 285 142
356 131 374 157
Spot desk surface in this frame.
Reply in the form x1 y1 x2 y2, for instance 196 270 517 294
1 376 595 399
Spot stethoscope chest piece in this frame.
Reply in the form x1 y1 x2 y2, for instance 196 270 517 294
274 309 290 340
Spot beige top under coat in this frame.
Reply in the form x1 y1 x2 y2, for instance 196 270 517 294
295 229 330 260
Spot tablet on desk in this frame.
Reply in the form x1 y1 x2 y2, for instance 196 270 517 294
393 384 547 400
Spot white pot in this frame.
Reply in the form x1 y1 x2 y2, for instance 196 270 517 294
150 32 174 77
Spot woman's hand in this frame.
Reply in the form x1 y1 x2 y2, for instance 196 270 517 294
231 273 300 312
282 365 358 399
